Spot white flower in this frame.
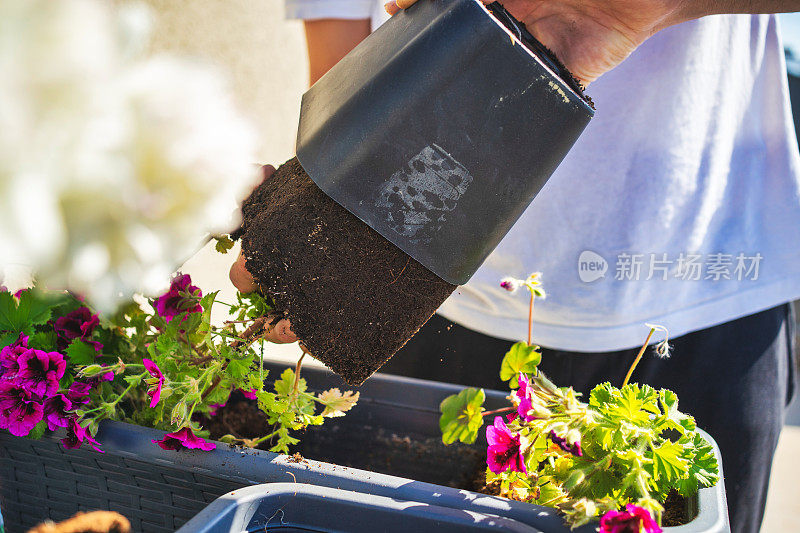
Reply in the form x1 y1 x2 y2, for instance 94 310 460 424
499 276 522 293
0 0 258 310
644 323 672 358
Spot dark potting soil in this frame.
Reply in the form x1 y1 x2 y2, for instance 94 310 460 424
236 158 456 385
204 399 485 490
206 399 696 527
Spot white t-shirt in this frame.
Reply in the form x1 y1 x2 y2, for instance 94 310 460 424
286 0 800 351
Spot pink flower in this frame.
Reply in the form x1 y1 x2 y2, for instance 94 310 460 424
515 372 537 422
152 427 216 451
143 358 164 408
153 273 202 323
240 388 258 400
67 381 92 405
0 381 44 436
0 333 29 376
15 348 66 397
549 430 583 457
600 505 662 533
486 416 527 474
54 307 102 351
61 417 103 452
43 393 73 431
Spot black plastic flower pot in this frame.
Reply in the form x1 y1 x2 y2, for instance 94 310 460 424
0 360 728 533
296 0 594 285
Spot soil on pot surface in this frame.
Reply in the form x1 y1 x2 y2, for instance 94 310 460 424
205 398 485 490
236 158 456 386
207 399 698 527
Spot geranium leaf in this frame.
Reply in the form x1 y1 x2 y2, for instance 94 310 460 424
649 441 689 482
500 342 541 387
317 388 360 417
439 387 485 445
65 340 98 365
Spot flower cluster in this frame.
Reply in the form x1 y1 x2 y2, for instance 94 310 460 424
0 297 103 453
0 0 258 310
438 274 719 529
0 271 359 455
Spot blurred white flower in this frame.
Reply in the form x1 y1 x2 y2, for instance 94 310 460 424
0 0 258 310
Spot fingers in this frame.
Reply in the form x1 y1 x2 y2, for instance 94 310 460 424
260 164 276 184
229 251 258 294
384 0 418 16
262 317 298 344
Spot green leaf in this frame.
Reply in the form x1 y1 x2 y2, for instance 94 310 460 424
604 384 659 426
26 420 48 440
214 235 235 254
274 368 305 397
28 331 57 351
649 440 689 482
65 340 98 365
499 342 541 387
675 433 720 495
655 389 696 435
439 388 486 445
317 388 360 417
0 290 54 335
226 354 253 381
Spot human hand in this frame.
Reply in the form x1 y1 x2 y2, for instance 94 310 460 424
385 0 689 85
229 164 298 343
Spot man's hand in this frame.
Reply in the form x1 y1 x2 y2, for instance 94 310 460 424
229 164 298 344
386 0 798 85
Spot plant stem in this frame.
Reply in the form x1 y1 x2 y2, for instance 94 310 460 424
528 293 534 345
481 406 515 418
292 351 306 396
621 327 655 388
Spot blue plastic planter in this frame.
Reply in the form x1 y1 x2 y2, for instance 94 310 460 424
0 360 728 532
176 483 536 533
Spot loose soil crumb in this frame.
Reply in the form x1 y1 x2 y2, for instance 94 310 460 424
237 158 456 385
27 512 130 533
288 452 307 464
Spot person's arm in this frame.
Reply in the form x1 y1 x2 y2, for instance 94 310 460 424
387 0 800 84
303 19 371 85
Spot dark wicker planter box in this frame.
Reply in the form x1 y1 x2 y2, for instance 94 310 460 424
0 360 729 532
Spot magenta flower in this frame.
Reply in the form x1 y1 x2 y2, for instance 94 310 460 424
152 427 216 451
54 307 102 351
515 372 538 422
15 348 67 397
0 381 44 436
143 358 164 408
67 381 93 405
153 273 202 323
549 430 583 457
61 417 103 452
600 505 662 533
486 416 527 474
0 333 29 376
43 393 73 431
208 402 226 416
240 388 258 400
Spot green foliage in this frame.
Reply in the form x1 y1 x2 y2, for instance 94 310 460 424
213 234 235 254
439 387 486 444
442 370 720 528
0 252 358 456
499 342 541 387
